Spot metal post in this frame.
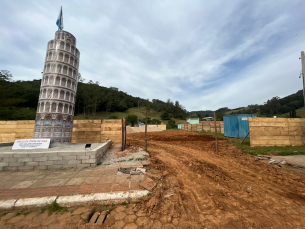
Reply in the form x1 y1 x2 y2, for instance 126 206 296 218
214 111 218 152
145 110 148 151
300 51 305 106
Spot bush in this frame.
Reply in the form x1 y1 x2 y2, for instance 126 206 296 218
126 114 138 127
107 114 119 119
167 118 177 129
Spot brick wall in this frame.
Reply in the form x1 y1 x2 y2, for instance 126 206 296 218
181 122 224 134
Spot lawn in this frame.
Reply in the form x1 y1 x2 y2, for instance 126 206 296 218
74 107 163 120
196 131 305 156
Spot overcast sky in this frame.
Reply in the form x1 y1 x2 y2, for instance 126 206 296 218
1 0 304 111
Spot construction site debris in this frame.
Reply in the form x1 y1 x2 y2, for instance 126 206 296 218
128 130 305 228
139 177 157 191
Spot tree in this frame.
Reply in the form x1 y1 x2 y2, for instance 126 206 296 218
0 70 13 81
107 114 119 119
167 118 177 129
126 114 138 126
77 73 85 82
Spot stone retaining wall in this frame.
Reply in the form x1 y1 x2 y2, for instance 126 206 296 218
0 140 112 171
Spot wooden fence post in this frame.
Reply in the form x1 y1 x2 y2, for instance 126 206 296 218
214 112 218 152
145 110 148 151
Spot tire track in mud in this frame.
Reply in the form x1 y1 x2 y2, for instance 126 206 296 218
128 130 305 228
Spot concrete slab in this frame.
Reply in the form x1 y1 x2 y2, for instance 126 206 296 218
0 199 16 209
273 155 305 168
15 196 57 208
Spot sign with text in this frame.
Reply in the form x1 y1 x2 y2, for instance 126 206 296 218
12 139 50 150
241 117 248 121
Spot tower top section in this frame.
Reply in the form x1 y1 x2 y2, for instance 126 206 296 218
55 30 77 46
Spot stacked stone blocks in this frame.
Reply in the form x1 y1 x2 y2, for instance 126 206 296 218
0 141 112 171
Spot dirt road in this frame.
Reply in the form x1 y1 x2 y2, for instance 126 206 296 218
128 130 305 228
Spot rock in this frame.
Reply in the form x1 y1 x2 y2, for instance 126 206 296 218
246 186 253 193
163 171 169 176
146 197 156 208
139 177 157 191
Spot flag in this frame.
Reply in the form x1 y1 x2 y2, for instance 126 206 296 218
56 6 64 30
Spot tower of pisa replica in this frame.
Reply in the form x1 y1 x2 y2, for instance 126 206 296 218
33 30 80 144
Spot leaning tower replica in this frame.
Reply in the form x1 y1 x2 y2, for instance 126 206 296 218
33 30 80 144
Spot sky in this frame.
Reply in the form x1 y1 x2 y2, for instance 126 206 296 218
1 0 305 111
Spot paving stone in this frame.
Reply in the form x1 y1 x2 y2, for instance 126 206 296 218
139 177 156 191
99 175 115 183
115 174 130 183
150 220 162 229
83 177 100 185
114 212 127 221
124 214 137 223
29 180 52 188
125 206 136 215
112 182 129 192
115 220 126 229
10 180 37 189
46 178 69 187
159 215 172 224
162 224 176 229
123 223 138 229
136 217 153 227
65 177 85 186
135 210 146 217
116 205 127 213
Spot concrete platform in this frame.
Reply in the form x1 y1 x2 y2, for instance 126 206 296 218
0 144 151 209
0 141 112 171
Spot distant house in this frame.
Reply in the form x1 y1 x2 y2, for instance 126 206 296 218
186 118 199 124
203 117 213 121
178 118 200 129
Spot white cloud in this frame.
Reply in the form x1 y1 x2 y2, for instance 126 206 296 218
1 0 305 111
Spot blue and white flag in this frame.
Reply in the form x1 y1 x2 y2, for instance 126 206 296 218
56 6 64 30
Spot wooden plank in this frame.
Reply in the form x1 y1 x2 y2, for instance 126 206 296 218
16 121 35 124
0 121 17 124
73 120 101 124
72 128 101 132
73 124 101 128
101 120 121 124
101 127 122 131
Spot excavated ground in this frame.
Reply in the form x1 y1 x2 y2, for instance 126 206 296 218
2 130 305 228
129 130 305 228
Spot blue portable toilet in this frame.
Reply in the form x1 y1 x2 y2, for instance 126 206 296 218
224 114 255 139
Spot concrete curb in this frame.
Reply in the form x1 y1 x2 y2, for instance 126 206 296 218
0 190 149 209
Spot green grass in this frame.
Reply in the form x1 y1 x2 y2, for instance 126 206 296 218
224 107 249 115
279 107 305 118
74 107 163 120
48 202 68 213
197 131 305 156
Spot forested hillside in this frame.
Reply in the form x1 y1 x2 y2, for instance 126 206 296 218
190 90 304 118
0 71 187 120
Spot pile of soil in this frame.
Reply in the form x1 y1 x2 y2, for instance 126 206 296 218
128 130 305 228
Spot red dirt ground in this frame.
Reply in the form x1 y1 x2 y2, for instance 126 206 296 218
129 130 305 228
2 130 305 228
